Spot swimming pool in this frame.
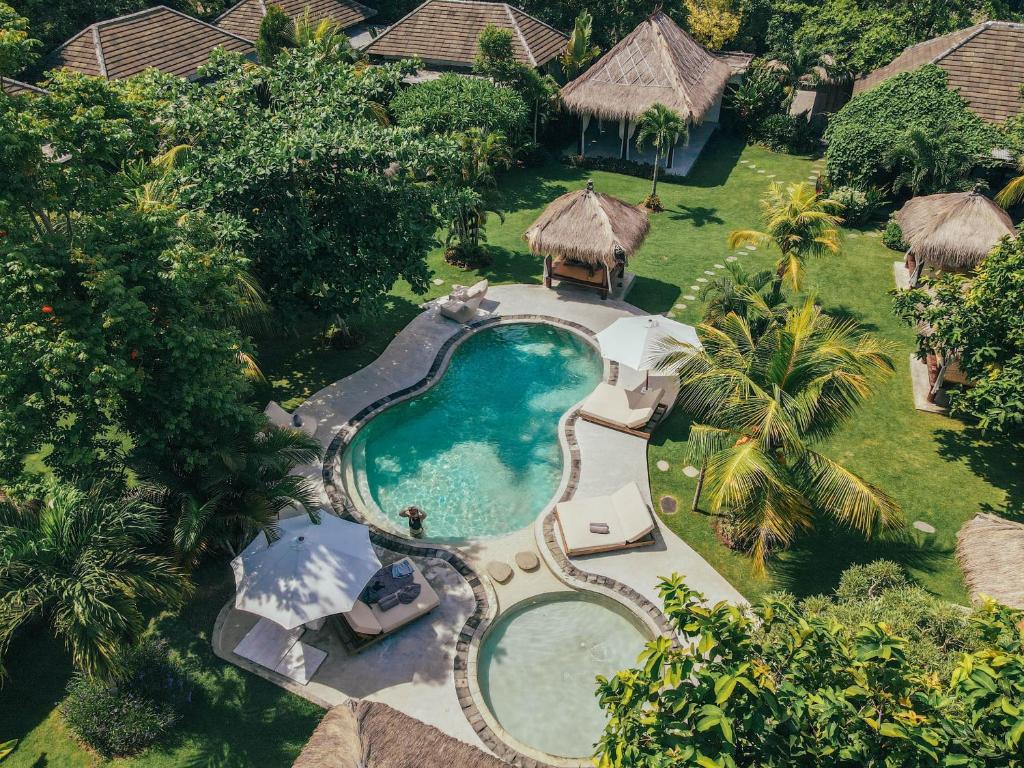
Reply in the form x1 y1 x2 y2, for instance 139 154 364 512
478 592 650 758
345 323 603 539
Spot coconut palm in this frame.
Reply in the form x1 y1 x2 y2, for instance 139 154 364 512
139 425 322 567
635 103 687 205
559 10 600 79
0 482 190 679
883 126 973 196
995 155 1024 208
728 181 843 293
656 299 901 572
293 9 360 62
699 262 787 335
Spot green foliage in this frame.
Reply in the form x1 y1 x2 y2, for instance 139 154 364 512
824 66 1004 187
893 234 1024 432
150 47 458 322
559 10 600 79
635 103 687 199
390 74 529 148
596 572 1024 767
882 216 907 250
0 72 259 478
884 125 975 196
0 481 190 679
829 184 885 226
751 112 821 154
255 3 294 63
0 2 37 77
60 638 192 757
726 59 787 128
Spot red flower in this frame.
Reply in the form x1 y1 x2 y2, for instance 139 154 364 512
41 305 54 314
130 349 139 360
0 230 8 238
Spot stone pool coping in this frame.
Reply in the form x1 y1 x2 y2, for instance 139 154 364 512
322 313 674 767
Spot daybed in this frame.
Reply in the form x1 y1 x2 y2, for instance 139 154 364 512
555 481 656 556
338 558 441 640
579 382 666 438
439 279 488 323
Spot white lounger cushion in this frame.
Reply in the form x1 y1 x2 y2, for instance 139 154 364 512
234 617 326 684
580 383 664 430
555 481 655 555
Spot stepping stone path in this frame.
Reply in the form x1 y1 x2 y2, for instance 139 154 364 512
913 520 937 535
656 460 670 472
757 170 766 174
432 278 445 286
660 496 678 514
704 270 715 275
690 285 701 291
714 263 725 269
747 245 757 251
487 561 513 584
767 174 776 178
726 256 738 262
515 551 540 572
684 294 696 301
697 277 708 283
674 303 686 310
683 465 701 478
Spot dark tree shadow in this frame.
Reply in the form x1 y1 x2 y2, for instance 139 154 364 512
668 205 724 227
819 303 880 332
934 428 1024 521
626 275 683 315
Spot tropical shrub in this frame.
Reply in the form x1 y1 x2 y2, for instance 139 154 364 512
725 59 786 131
752 112 822 154
829 184 884 226
893 233 1024 432
61 638 192 757
596 573 1024 768
390 74 529 149
824 66 1004 187
883 216 907 250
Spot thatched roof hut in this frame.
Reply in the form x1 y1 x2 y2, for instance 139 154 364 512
524 180 650 268
560 11 732 124
895 189 1015 272
293 700 507 768
956 513 1024 609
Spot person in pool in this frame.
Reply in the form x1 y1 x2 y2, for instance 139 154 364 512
399 506 427 537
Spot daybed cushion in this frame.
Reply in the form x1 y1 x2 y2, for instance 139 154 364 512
580 383 665 429
555 481 654 554
341 558 440 636
439 300 477 323
343 600 382 635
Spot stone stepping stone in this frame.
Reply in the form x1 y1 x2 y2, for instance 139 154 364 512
683 465 700 478
767 174 776 178
739 159 749 164
487 561 513 583
807 175 818 180
515 551 540 572
684 294 696 301
697 277 708 283
726 256 738 262
757 170 766 174
656 460 670 472
704 270 715 275
660 496 678 514
714 263 725 269
676 303 686 310
432 278 445 286
747 245 758 251
913 520 936 535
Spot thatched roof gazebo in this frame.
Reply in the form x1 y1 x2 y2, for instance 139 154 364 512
293 700 507 768
560 11 733 165
956 513 1024 609
895 189 1015 281
524 180 650 297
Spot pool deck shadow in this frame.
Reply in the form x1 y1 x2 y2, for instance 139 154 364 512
213 284 748 765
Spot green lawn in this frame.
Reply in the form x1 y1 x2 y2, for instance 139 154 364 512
257 135 1023 604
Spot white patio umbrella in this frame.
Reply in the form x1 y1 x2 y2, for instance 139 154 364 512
231 513 382 630
595 315 702 390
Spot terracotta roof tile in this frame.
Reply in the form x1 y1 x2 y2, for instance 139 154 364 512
853 21 1024 123
216 0 377 41
45 6 255 81
362 0 566 69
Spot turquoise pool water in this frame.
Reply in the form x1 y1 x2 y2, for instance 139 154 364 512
347 323 602 539
479 593 649 758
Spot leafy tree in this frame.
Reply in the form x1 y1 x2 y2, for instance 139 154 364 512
635 103 687 208
825 66 1004 187
150 47 458 323
255 3 294 63
893 234 1024 432
444 127 510 260
390 73 529 147
656 300 900 571
726 58 787 129
883 125 974 196
0 2 37 77
139 424 322 566
0 481 190 679
559 10 600 79
684 0 741 50
596 573 1024 767
727 181 843 292
0 72 259 479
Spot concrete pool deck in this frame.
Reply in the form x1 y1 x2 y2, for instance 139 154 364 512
213 283 745 764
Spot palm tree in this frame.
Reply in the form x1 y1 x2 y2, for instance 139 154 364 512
699 262 786 334
559 10 600 79
446 128 510 258
140 425 322 567
728 181 843 293
883 126 973 196
635 103 687 206
655 299 901 572
293 9 360 62
995 155 1024 209
0 482 190 679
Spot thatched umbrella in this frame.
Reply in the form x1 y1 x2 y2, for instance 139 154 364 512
895 189 1015 274
292 700 507 768
525 180 649 267
956 513 1024 609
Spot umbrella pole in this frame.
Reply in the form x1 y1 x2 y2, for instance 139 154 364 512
644 370 650 393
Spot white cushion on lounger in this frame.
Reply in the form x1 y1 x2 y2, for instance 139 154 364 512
342 600 382 635
580 383 664 429
555 482 654 555
373 560 441 634
612 482 656 542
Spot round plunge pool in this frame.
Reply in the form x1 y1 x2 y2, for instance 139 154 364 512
478 592 651 759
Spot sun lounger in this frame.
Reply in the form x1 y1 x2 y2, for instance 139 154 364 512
233 617 327 685
339 558 441 639
439 279 488 323
555 482 657 556
579 382 667 438
264 401 317 437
